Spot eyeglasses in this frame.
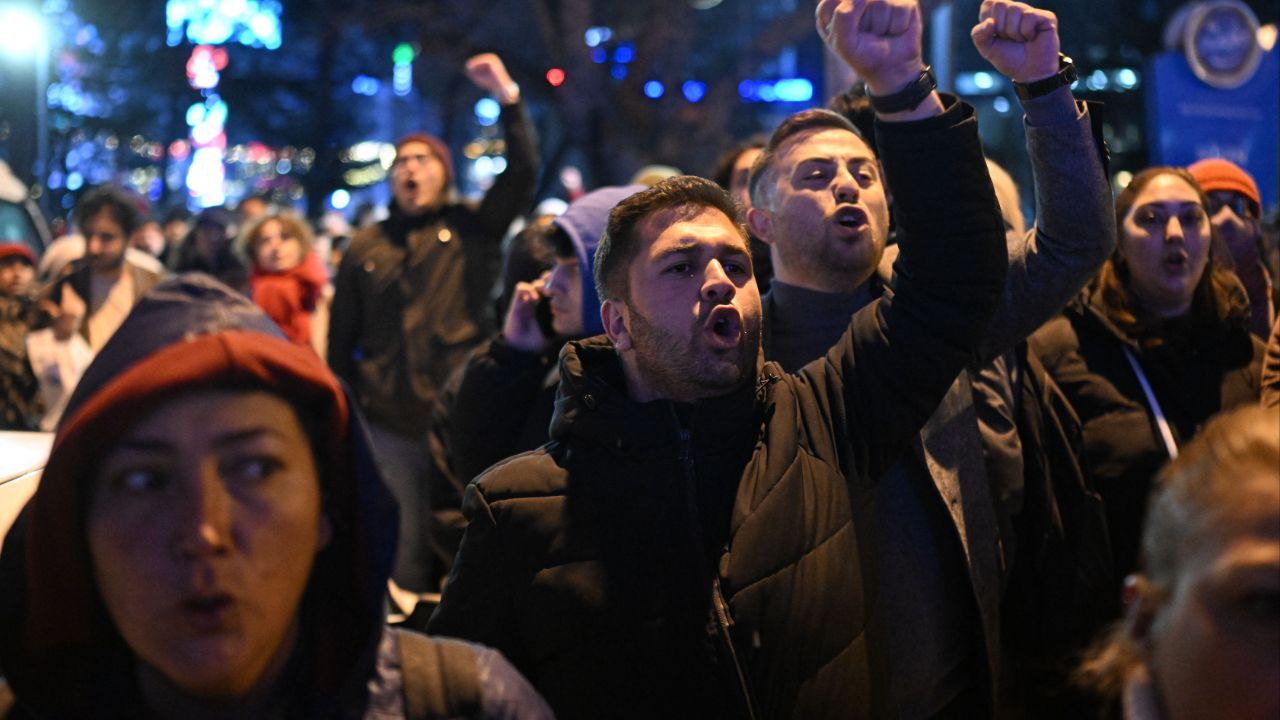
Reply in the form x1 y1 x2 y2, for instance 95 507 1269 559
1206 192 1259 219
392 152 435 170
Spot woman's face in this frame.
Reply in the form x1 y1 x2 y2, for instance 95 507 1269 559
1146 474 1280 720
88 389 330 697
254 219 303 272
1119 173 1211 318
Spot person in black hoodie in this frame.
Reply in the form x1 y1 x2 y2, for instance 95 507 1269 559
327 53 537 593
0 274 552 720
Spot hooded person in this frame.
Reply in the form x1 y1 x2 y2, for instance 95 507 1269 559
0 274 552 719
449 185 645 486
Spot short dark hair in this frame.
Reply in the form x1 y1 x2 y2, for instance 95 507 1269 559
827 85 876 151
73 186 142 239
710 136 767 190
594 175 744 302
748 109 865 210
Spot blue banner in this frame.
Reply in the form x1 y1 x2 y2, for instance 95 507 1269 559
1147 47 1279 213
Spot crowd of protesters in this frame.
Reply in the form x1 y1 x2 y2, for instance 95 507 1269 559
1 0 1278 718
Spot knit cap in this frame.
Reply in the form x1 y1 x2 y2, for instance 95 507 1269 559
394 133 455 189
1187 158 1260 209
0 242 37 267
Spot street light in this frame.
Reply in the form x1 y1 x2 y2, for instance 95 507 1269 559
0 3 50 214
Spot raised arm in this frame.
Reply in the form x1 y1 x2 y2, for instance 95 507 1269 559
969 0 1114 362
466 54 539 239
803 0 1007 480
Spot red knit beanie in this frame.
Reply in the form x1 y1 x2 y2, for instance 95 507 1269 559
0 242 37 267
394 132 454 188
1187 158 1261 209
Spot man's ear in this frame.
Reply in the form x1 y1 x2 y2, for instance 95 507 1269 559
746 207 775 247
601 298 632 352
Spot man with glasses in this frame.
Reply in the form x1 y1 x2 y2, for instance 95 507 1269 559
1188 158 1276 338
328 53 538 593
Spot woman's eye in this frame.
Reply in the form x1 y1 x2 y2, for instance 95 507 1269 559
115 468 165 493
1136 210 1162 226
1180 209 1207 226
225 456 282 483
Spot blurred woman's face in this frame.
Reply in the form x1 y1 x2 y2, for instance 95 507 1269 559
1147 473 1280 720
1119 174 1211 318
254 219 303 273
88 389 330 698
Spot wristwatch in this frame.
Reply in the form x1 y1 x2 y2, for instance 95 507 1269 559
868 65 937 114
1013 53 1077 102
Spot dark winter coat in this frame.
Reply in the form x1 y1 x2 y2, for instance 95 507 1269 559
328 102 537 437
427 98 1008 719
1028 285 1265 585
0 274 551 719
0 294 41 430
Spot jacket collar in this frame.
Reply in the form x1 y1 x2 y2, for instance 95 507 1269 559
550 336 766 460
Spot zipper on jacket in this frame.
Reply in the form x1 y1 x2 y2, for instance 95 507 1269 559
672 409 758 720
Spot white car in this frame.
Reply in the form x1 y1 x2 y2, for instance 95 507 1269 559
0 431 52 552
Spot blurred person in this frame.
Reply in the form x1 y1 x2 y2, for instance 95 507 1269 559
745 2 1112 713
0 274 553 719
0 243 42 430
1187 158 1276 339
239 211 328 348
427 3 1010 715
173 207 248 293
328 53 537 593
161 206 192 269
1029 167 1266 603
1074 403 1279 720
710 137 773 291
130 218 167 259
628 164 681 187
40 186 164 353
450 185 643 485
826 83 877 151
238 192 271 224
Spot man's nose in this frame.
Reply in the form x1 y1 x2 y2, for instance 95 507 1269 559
701 260 736 303
833 168 860 204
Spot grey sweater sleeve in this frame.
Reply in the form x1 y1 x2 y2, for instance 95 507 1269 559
973 86 1115 365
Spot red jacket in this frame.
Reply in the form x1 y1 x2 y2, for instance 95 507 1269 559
250 251 327 346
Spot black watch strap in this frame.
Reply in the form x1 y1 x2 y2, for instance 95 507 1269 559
1013 53 1077 102
868 65 937 114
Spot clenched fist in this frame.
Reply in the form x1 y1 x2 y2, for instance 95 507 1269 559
970 0 1061 83
465 53 520 104
816 0 925 96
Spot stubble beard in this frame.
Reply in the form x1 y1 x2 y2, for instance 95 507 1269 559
627 306 759 402
779 222 883 292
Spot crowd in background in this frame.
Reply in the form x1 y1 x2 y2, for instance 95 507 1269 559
1 1 1278 718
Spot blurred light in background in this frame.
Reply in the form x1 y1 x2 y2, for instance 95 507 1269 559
0 4 44 57
682 80 706 103
546 67 566 87
474 97 500 126
352 74 380 96
643 80 664 99
614 43 635 64
329 188 350 210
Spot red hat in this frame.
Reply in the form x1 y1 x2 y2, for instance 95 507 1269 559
394 132 454 188
1187 158 1261 209
0 242 37 267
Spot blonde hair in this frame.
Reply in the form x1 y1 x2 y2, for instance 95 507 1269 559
1076 404 1280 695
238 211 314 264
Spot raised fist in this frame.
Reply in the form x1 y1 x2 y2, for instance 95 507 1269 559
465 53 519 103
816 0 925 96
970 0 1060 83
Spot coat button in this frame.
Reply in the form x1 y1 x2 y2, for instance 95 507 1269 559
437 228 453 243
582 394 597 410
362 260 375 273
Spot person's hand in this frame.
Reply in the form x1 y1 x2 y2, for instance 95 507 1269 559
816 0 925 96
465 53 520 104
44 285 85 341
502 277 549 353
970 0 1060 83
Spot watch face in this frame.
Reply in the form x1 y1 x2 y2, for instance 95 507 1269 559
1184 0 1263 89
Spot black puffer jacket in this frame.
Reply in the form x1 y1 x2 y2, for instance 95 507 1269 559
0 274 551 719
328 102 538 436
428 99 1008 719
1029 285 1264 586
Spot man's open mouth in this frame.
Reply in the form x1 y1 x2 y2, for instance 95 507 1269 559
705 306 743 349
834 206 868 232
